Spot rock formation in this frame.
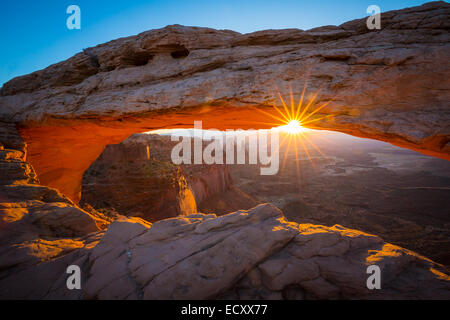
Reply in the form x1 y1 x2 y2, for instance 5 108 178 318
81 133 258 219
0 123 107 299
120 133 235 206
0 2 449 300
0 2 448 202
1 122 449 299
81 133 238 221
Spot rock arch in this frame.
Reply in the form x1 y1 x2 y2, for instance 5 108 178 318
1 2 449 202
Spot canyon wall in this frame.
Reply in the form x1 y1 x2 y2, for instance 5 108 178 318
81 134 235 221
121 134 234 205
0 2 448 202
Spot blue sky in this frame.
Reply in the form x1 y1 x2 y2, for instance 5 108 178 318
0 0 434 86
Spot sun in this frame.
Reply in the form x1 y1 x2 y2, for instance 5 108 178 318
247 78 337 188
279 119 305 134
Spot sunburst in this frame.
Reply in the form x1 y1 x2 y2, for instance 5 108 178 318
247 76 341 192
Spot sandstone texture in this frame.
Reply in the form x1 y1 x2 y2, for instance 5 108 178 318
0 2 449 202
2 201 450 299
1 123 449 299
0 123 108 298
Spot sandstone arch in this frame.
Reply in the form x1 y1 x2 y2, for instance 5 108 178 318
1 1 449 202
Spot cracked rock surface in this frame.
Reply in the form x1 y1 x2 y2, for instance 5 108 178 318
84 204 450 300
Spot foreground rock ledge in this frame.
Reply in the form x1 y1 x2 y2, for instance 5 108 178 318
1 202 449 299
0 1 449 202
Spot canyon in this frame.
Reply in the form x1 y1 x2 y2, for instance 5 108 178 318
80 133 241 221
80 129 450 268
0 1 449 299
229 129 450 268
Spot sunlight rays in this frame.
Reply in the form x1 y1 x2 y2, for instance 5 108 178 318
245 76 342 191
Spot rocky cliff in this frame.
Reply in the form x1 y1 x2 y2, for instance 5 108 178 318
121 133 235 205
0 2 448 202
81 133 238 221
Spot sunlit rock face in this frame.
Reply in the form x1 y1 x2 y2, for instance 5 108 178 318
81 135 196 222
2 201 450 299
0 123 108 300
0 2 448 202
81 133 244 221
121 134 234 205
0 123 108 236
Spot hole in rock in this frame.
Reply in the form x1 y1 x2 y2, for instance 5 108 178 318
122 51 154 66
170 48 190 59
